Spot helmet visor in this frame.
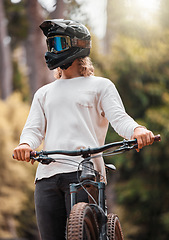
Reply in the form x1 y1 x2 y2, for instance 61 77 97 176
47 35 71 53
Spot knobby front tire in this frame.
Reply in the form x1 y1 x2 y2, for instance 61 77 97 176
107 213 124 240
67 202 99 240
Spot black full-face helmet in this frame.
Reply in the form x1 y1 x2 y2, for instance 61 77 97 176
39 19 91 70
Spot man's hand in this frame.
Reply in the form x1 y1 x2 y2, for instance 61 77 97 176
13 144 33 162
132 127 154 152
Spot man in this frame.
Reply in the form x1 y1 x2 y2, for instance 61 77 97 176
13 19 154 240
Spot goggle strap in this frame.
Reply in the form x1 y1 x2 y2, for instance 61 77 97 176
71 38 91 49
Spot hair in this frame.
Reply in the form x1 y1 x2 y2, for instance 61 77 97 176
54 56 94 79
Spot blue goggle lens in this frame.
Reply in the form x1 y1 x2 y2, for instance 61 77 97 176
47 36 71 53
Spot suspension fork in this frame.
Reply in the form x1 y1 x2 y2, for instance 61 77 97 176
70 181 108 239
98 182 107 240
69 183 78 208
70 180 104 208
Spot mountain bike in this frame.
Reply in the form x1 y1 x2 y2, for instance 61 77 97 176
30 134 161 240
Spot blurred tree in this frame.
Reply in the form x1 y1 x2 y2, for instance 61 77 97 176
1 0 169 239
49 0 65 19
16 189 40 240
0 0 13 99
0 93 37 238
102 33 169 240
159 0 169 28
49 0 83 22
104 0 127 53
90 2 169 238
24 0 53 96
3 0 31 102
4 0 28 49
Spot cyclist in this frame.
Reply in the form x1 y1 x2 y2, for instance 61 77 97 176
13 19 154 240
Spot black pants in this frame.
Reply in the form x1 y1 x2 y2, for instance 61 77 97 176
34 172 88 240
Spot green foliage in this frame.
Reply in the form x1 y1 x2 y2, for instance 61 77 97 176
90 8 169 237
4 0 29 48
159 0 169 29
101 32 169 240
16 190 39 240
1 0 169 239
12 58 30 102
0 93 37 238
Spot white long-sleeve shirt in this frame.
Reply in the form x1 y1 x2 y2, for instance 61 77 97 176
20 76 140 181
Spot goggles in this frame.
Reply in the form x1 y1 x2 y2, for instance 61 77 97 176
46 35 91 54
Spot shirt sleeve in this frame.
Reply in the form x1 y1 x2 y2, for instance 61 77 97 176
101 82 140 139
19 90 46 149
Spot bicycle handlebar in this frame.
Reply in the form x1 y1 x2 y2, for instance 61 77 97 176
30 134 161 158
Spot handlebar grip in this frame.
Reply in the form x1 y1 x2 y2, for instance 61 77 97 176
12 151 37 159
154 134 161 142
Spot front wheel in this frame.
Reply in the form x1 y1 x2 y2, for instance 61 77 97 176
67 202 99 240
107 213 124 240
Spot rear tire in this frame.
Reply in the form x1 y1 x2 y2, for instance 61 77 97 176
107 213 124 240
67 202 99 240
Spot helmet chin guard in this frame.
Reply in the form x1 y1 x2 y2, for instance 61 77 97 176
40 19 91 70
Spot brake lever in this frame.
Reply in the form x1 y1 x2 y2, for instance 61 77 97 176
33 155 55 165
130 144 138 150
118 144 133 151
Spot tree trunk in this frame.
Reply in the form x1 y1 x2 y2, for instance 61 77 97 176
25 0 53 97
50 0 65 19
103 0 126 54
0 0 13 99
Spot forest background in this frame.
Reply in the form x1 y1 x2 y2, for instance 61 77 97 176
0 0 169 239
